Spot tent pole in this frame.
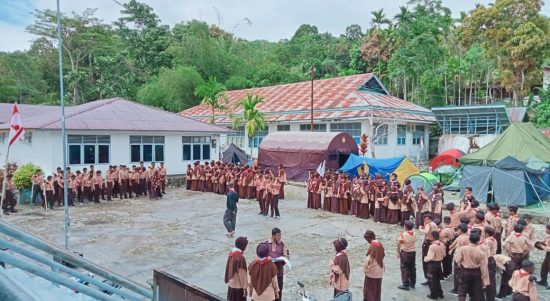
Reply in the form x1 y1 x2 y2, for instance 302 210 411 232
525 171 550 220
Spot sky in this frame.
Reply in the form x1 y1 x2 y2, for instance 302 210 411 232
1 0 549 52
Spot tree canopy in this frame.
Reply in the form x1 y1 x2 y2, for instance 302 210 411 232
1 0 549 126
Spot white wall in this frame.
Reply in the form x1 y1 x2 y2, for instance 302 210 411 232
0 130 220 176
219 119 431 162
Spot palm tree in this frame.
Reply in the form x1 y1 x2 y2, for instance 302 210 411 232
370 9 391 31
394 6 411 25
194 77 227 124
232 93 266 157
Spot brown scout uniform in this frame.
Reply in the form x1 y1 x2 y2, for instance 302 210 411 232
455 244 490 301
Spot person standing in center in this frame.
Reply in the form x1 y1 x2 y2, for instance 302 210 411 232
455 233 490 301
225 237 249 301
224 183 239 237
397 220 417 290
330 238 350 297
363 230 384 301
424 231 446 300
265 228 289 301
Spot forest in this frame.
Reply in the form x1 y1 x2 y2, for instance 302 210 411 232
0 0 549 127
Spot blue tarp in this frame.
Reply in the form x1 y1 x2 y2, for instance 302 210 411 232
340 154 405 179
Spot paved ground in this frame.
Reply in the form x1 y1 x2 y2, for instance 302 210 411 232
5 186 550 301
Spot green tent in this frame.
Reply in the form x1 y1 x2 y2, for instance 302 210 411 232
408 172 439 193
459 123 550 166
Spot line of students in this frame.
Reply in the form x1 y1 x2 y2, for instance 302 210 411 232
28 162 167 209
186 161 287 218
306 170 444 227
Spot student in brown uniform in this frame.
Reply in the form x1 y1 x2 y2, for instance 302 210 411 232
363 230 384 301
159 162 167 194
246 168 255 200
358 178 370 219
505 206 520 239
440 216 456 279
31 170 44 206
256 172 266 215
106 167 116 201
509 260 539 301
397 220 417 290
186 164 193 190
277 164 286 200
449 223 471 295
312 173 322 210
331 175 340 214
270 176 281 219
400 180 414 227
504 224 531 268
424 231 446 300
225 237 249 301
535 224 550 288
494 254 516 298
419 214 437 284
239 168 247 199
263 172 274 216
430 183 444 221
373 178 387 223
2 174 17 214
330 238 350 297
486 203 503 254
339 175 349 215
68 175 76 206
483 226 498 301
120 166 129 199
455 232 490 301
306 172 313 209
265 228 289 301
92 171 103 203
323 174 333 212
248 243 280 301
415 187 430 228
43 175 55 209
522 215 536 255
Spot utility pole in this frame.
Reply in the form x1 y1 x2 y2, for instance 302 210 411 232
309 66 315 132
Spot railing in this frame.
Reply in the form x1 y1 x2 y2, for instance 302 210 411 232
0 219 153 301
153 269 224 301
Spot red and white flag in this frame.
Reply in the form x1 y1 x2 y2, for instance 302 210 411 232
8 104 25 146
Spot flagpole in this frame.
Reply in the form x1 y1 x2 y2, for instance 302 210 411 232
1 146 11 218
56 0 70 249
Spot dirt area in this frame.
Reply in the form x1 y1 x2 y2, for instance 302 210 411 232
5 186 550 301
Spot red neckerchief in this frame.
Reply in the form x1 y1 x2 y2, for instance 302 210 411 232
229 250 243 257
432 241 441 246
514 232 522 238
519 269 530 277
257 257 271 265
371 240 382 247
407 231 414 236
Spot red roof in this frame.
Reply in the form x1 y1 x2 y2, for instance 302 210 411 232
181 74 435 124
0 98 227 133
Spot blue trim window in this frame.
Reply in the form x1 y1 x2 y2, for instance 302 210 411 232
397 125 407 145
413 126 425 145
330 123 361 144
68 135 111 165
300 124 326 132
250 129 268 148
277 124 290 131
182 136 211 161
130 136 165 163
227 126 245 149
373 123 388 145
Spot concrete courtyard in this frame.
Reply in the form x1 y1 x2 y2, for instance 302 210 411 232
5 185 550 301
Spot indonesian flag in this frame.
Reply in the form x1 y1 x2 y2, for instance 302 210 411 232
8 104 25 146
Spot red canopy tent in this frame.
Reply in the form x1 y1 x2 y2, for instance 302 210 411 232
430 148 465 170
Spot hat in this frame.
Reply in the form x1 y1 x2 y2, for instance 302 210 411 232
364 230 376 239
256 243 270 258
235 237 249 251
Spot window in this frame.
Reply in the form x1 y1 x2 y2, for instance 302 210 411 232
277 124 290 132
413 126 425 145
397 125 407 145
182 136 211 161
130 136 165 163
330 123 361 144
227 126 245 149
299 124 326 132
250 128 268 148
68 135 111 165
373 123 388 145
0 132 5 143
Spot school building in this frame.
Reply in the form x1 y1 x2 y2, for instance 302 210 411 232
0 98 227 175
181 73 436 161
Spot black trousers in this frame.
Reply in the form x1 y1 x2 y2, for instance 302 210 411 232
400 251 416 286
68 189 75 206
499 261 515 297
443 241 453 278
458 268 484 301
427 261 443 297
422 240 432 279
541 252 550 283
276 274 283 301
270 194 280 217
93 185 101 203
107 182 113 200
1 190 16 210
113 180 119 198
120 179 128 198
77 187 83 202
139 179 147 196
83 186 92 202
32 184 43 205
453 262 461 291
485 257 496 301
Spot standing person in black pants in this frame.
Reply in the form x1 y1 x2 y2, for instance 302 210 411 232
424 231 445 300
31 170 44 206
223 183 239 237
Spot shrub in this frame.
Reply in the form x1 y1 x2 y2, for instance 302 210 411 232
12 163 42 190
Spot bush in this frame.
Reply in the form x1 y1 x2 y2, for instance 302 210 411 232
12 163 41 190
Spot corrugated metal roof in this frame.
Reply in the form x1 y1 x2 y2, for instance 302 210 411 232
0 98 227 133
181 74 435 124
